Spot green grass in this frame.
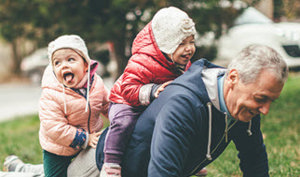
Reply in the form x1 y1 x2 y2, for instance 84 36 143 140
0 114 43 169
0 74 299 176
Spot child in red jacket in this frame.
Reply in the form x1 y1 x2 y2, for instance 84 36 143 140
101 6 198 176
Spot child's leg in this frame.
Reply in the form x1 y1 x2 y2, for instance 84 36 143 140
3 155 43 174
67 147 99 177
0 171 44 177
15 164 44 174
104 103 141 164
43 150 73 177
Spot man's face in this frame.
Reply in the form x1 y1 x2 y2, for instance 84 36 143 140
225 69 284 122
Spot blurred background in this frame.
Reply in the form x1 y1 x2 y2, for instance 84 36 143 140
0 0 300 120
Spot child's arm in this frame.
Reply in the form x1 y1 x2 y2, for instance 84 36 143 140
39 92 88 149
141 80 173 105
153 80 173 98
87 131 102 148
117 55 173 106
68 129 102 149
120 61 153 106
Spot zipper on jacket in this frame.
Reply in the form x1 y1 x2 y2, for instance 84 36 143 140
190 134 226 175
190 119 238 175
87 102 91 133
77 90 91 133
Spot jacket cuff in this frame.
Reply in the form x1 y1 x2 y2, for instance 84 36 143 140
81 132 89 149
150 84 162 102
69 128 87 150
139 83 154 106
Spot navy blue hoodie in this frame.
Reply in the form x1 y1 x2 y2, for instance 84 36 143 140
96 59 269 177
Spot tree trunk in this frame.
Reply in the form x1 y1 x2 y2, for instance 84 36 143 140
111 20 129 79
11 40 22 76
114 39 128 79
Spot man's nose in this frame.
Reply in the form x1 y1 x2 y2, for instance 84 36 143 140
259 102 271 115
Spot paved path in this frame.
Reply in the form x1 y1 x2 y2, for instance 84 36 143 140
0 83 41 122
0 77 115 123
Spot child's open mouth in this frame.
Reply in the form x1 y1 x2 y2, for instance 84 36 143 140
63 72 74 83
181 54 191 61
182 53 191 59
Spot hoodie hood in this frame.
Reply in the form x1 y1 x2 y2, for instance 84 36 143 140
171 59 224 106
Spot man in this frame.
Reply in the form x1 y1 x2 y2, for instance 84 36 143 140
96 44 288 177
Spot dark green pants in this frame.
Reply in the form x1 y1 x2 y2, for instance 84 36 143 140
43 150 74 177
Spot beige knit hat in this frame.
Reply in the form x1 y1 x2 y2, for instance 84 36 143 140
151 6 196 54
48 34 91 65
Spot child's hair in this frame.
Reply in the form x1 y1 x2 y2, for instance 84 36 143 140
151 6 196 55
47 34 91 65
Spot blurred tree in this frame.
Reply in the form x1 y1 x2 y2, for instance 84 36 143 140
0 0 259 78
270 0 300 21
274 0 284 21
281 0 300 20
0 0 37 75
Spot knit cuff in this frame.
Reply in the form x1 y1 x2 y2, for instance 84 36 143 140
69 128 87 150
150 84 162 102
81 132 89 149
139 83 154 106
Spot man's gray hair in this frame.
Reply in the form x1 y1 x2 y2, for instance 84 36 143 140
227 44 289 84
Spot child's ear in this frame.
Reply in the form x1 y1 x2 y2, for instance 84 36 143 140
84 61 89 72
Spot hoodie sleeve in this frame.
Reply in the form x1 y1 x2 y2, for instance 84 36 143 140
148 93 198 177
232 116 269 177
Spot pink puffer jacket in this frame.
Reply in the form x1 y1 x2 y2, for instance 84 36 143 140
39 64 109 156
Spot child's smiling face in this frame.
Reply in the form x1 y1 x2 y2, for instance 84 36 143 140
168 35 195 66
52 48 88 88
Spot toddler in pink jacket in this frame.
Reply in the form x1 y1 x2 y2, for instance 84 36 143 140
38 34 109 177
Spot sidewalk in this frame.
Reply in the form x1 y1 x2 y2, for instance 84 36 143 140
0 83 41 122
0 77 115 123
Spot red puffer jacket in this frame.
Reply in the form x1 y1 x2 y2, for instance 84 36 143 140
110 22 191 106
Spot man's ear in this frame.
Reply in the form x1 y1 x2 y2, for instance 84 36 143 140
227 69 239 86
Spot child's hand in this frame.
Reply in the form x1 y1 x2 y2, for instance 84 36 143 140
88 131 102 148
154 80 173 98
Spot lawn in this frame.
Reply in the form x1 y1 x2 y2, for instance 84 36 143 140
0 74 299 176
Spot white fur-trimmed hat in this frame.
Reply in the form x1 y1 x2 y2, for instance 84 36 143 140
151 6 196 54
48 34 91 64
